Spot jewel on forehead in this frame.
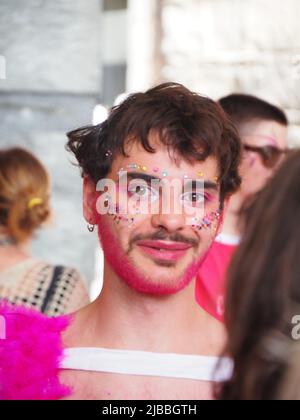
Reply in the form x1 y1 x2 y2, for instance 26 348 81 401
153 167 159 173
183 174 189 179
197 171 204 177
162 171 168 177
142 165 148 171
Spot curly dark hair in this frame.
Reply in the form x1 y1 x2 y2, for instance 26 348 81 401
66 83 242 204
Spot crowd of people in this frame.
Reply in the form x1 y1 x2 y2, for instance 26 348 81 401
0 82 298 400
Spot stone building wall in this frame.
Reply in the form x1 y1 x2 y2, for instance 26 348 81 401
0 0 103 284
162 0 300 146
128 0 300 147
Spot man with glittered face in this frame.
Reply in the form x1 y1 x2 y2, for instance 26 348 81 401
0 83 241 400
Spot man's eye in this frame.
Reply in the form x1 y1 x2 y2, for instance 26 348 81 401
128 185 148 196
128 184 158 201
181 192 205 206
135 186 148 196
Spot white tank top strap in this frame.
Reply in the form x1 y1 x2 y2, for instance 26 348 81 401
215 233 241 246
61 347 233 383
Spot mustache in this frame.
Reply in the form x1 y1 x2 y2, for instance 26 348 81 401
129 229 199 249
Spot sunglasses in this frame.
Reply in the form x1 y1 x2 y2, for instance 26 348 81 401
243 144 289 168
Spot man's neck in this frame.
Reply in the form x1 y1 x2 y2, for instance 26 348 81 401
66 264 226 356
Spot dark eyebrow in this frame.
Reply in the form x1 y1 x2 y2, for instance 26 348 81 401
184 180 219 191
120 172 161 183
120 173 219 191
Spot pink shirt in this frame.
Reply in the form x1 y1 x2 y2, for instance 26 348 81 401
196 234 240 322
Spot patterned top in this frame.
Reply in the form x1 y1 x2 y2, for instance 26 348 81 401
0 259 90 316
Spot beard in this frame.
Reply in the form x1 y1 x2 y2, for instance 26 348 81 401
97 216 206 296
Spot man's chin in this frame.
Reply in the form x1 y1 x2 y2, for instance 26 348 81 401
123 276 193 296
120 260 201 296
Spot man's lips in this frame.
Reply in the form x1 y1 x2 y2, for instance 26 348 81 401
136 240 192 251
136 240 193 262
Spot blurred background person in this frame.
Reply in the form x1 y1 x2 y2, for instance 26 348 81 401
196 94 289 322
216 150 300 400
0 147 89 316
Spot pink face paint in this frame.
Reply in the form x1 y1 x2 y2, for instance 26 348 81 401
97 215 206 296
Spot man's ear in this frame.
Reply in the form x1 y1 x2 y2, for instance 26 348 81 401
244 149 258 169
83 176 98 224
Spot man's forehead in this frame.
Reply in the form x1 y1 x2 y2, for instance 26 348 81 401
112 148 219 178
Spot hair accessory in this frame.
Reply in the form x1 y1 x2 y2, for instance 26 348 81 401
105 150 113 158
28 198 43 210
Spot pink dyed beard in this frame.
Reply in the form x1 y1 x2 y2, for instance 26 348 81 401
97 216 206 296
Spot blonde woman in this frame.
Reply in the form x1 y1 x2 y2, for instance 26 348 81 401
0 147 89 316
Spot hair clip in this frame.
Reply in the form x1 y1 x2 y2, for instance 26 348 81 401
28 197 43 210
105 150 113 158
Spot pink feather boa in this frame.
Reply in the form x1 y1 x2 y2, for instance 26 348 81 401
0 303 72 400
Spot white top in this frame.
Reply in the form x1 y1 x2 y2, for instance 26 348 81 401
216 233 241 246
62 347 233 383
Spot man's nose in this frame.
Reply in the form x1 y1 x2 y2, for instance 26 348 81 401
151 212 186 234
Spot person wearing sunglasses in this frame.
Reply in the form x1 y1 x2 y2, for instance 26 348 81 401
196 94 288 323
243 141 289 168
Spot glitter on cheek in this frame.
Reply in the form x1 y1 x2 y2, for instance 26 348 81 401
106 200 137 228
191 210 221 233
109 212 136 228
